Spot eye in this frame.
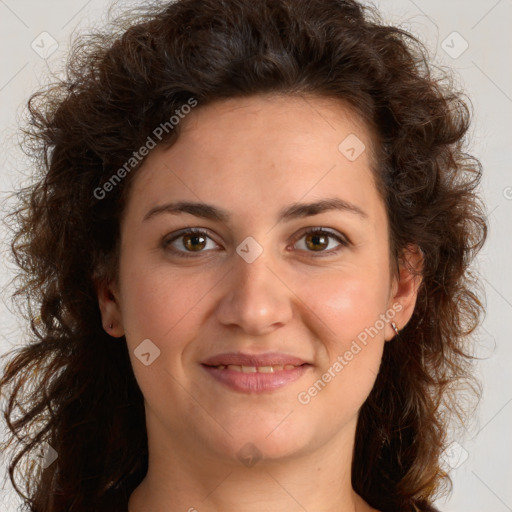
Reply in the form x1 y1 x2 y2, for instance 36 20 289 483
162 226 349 259
291 227 349 257
162 228 220 258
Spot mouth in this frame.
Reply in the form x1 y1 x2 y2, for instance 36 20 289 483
205 363 304 373
201 352 312 393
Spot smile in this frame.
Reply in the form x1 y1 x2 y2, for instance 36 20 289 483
211 364 300 372
201 362 311 393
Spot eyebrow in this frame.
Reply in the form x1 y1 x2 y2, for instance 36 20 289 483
143 197 368 224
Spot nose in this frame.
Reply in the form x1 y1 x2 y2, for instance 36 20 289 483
214 241 294 336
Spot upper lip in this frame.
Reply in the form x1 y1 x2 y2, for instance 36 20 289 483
202 352 309 367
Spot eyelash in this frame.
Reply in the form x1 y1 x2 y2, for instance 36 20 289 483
162 227 350 259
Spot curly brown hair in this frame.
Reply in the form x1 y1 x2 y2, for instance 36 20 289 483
0 0 487 511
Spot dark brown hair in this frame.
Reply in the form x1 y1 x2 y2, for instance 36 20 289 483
0 0 487 511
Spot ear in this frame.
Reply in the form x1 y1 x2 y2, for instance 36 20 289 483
93 276 125 338
385 244 423 341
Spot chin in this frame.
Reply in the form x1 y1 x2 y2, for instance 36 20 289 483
200 417 318 468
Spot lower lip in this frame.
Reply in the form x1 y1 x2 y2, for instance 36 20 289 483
201 364 311 393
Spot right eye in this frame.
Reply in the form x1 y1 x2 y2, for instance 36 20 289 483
162 228 221 258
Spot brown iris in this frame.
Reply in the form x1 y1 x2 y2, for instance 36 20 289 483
182 232 207 251
304 231 329 251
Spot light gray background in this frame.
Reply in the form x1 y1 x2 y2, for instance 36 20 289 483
0 1 511 511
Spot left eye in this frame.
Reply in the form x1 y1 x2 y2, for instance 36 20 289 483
162 227 348 258
292 227 348 256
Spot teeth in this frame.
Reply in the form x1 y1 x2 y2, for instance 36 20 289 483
216 364 298 372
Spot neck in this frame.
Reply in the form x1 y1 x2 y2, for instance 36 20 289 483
128 414 374 512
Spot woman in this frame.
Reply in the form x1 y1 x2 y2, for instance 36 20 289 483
0 0 487 511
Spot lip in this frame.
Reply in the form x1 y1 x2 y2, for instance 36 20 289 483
201 352 312 393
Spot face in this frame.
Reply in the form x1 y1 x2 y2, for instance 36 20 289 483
98 93 420 468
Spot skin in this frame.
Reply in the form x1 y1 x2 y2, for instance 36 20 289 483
96 93 423 512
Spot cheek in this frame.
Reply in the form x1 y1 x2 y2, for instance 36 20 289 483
118 264 214 413
295 268 389 403
304 267 390 345
121 269 204 343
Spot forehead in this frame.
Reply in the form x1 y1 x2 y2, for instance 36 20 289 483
176 93 377 167
123 93 384 225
